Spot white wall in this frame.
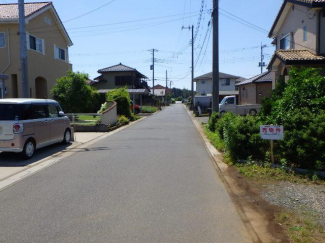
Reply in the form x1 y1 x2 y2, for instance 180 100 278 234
195 78 237 95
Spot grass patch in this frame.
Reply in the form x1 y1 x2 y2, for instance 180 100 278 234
276 211 325 243
141 106 157 113
204 125 224 151
235 163 325 185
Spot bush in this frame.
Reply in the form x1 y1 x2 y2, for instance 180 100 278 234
171 99 176 104
117 115 129 126
141 106 156 113
276 109 325 170
206 67 325 171
51 71 101 113
106 88 131 118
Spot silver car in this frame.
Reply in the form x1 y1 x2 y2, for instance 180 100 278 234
0 99 71 159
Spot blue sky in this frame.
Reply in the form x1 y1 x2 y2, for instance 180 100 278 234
14 0 283 89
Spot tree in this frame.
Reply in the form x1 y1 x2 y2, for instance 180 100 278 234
51 71 100 113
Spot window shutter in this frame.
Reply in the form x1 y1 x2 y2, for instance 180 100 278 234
54 44 58 59
26 33 30 50
42 39 45 55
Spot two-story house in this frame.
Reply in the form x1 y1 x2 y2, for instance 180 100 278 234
193 71 242 99
0 2 73 99
92 63 150 105
268 0 325 88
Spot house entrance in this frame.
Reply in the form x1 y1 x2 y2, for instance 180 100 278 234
35 77 48 99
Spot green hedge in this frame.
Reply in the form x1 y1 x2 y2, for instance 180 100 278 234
206 67 325 171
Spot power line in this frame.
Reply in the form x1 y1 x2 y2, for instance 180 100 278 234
64 0 118 23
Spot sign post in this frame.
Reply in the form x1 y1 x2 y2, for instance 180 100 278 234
260 125 284 163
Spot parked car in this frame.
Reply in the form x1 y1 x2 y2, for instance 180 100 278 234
0 99 71 159
219 96 261 116
130 100 141 114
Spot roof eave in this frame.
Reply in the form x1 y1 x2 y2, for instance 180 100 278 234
26 3 73 46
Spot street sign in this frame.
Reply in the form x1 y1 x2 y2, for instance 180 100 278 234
260 125 284 140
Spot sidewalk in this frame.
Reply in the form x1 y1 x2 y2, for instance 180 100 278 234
0 132 105 181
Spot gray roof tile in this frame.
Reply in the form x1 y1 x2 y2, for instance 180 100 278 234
0 2 51 20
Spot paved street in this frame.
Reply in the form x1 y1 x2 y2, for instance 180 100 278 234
0 104 251 243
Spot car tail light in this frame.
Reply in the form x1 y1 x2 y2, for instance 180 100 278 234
13 123 24 134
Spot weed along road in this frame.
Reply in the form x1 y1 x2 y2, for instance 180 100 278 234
0 104 252 243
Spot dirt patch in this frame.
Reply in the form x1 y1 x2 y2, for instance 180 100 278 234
222 164 291 243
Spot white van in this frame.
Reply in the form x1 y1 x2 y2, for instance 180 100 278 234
0 99 71 159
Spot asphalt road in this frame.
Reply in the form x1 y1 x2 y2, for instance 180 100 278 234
0 104 251 243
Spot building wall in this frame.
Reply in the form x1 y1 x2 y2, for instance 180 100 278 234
256 83 272 104
195 78 237 95
319 12 325 54
238 84 256 105
277 5 317 54
0 9 72 98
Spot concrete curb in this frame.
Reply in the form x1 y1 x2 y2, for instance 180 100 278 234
0 117 147 192
185 107 263 243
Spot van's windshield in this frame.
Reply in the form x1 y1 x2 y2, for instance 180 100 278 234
0 104 29 120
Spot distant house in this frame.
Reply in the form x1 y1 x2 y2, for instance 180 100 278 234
268 0 325 88
236 71 273 105
91 63 150 105
150 84 171 97
193 72 243 99
0 2 73 99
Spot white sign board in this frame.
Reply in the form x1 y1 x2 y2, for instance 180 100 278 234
260 125 284 140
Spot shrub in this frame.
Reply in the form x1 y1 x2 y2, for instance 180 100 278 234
106 88 131 118
276 109 325 170
51 71 100 113
117 115 129 126
207 112 221 132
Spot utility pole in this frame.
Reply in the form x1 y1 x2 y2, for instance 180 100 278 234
165 70 168 107
150 49 158 96
182 25 194 107
259 43 267 73
19 0 29 98
212 0 219 112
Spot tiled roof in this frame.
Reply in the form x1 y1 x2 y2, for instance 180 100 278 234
267 50 325 69
236 72 273 86
293 0 325 4
275 50 325 61
0 2 51 20
98 63 137 73
194 72 240 81
98 63 148 79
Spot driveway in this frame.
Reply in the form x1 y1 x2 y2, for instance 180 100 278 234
0 104 252 243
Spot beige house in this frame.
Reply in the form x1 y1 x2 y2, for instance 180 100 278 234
91 63 150 105
236 72 273 105
0 2 73 99
268 0 325 88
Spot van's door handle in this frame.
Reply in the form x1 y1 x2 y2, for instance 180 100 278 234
44 120 48 123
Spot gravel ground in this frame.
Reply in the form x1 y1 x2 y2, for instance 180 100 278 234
262 182 325 226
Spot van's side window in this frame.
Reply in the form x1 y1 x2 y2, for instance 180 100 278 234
48 104 59 118
30 105 48 119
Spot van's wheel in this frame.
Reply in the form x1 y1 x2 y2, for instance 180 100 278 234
249 109 257 116
62 129 71 144
134 109 140 114
21 139 35 160
220 111 226 116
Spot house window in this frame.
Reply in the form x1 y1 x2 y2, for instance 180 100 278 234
55 45 66 61
241 87 245 97
115 76 133 86
221 79 230 86
280 34 291 50
201 81 205 84
303 26 307 41
0 33 5 48
29 35 43 53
